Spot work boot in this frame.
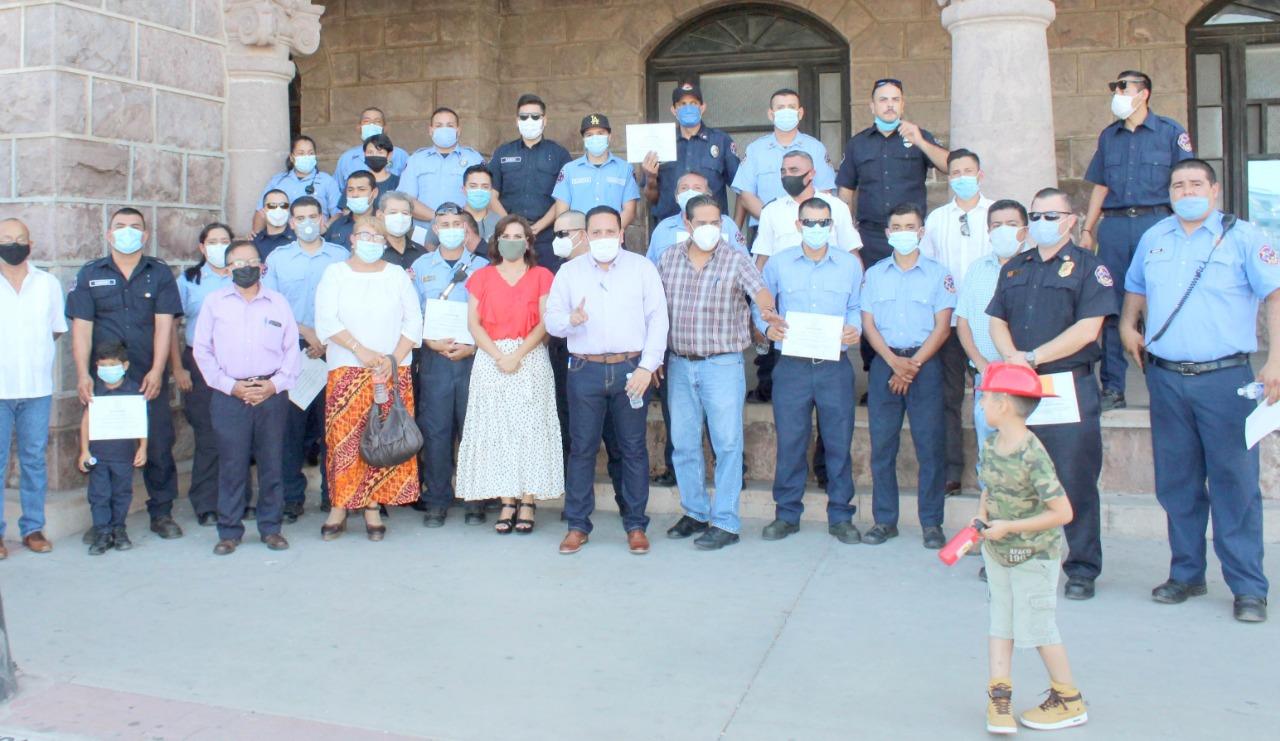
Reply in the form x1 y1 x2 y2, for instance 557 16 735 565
828 522 861 544
1019 683 1087 730
112 526 132 551
761 519 799 541
282 501 304 523
149 515 183 539
88 528 114 556
861 523 898 545
422 507 447 528
986 680 1016 735
1234 596 1267 623
1100 390 1126 412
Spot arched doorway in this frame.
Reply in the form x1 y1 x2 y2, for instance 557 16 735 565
646 3 850 177
1188 0 1280 240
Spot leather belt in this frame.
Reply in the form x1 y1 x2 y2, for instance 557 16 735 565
238 374 275 382
674 352 710 361
1102 205 1171 218
890 346 921 357
573 352 640 364
1146 352 1249 376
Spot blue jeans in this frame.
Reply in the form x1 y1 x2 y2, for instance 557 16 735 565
563 357 650 534
972 372 996 484
868 354 945 528
669 353 746 533
771 355 856 525
0 396 51 538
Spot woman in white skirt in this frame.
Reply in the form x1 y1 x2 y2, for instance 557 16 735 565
457 214 563 533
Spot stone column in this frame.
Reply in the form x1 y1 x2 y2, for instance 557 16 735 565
940 0 1057 204
224 0 323 236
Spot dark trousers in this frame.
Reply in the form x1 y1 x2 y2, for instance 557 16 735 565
552 337 626 506
868 353 946 527
88 460 134 529
211 390 287 541
143 378 178 518
771 356 856 525
1147 363 1267 597
939 333 968 482
564 357 649 534
654 350 676 473
416 350 473 508
1030 369 1103 580
857 223 891 372
283 389 327 507
753 346 778 398
1096 212 1164 394
181 348 218 516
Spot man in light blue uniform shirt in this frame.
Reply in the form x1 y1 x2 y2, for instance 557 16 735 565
756 197 863 545
262 196 348 519
552 113 641 229
731 88 836 226
399 107 485 222
1121 158 1280 623
860 202 956 550
257 135 342 223
332 107 410 185
646 171 746 266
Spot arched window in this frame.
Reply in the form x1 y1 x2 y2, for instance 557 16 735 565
1189 0 1280 235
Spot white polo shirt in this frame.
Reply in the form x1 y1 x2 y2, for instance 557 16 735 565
920 195 993 326
751 190 861 258
0 265 68 399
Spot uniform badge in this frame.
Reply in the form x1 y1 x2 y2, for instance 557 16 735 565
943 275 956 294
1058 261 1074 278
710 144 719 159
88 279 118 287
1005 269 1020 278
1177 132 1193 153
1094 265 1114 287
902 138 912 149
1260 244 1279 265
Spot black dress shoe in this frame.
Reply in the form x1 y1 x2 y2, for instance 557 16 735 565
410 500 430 512
149 516 183 539
464 505 486 525
745 388 771 404
761 519 799 541
196 512 217 527
112 526 132 551
1234 595 1267 623
263 533 289 551
243 506 257 521
922 526 946 549
282 502 304 523
1100 390 1126 412
1151 580 1208 604
858 391 869 406
423 507 447 528
650 470 677 487
1064 576 1096 600
861 523 898 545
88 528 114 555
667 515 709 539
828 522 861 544
694 526 740 550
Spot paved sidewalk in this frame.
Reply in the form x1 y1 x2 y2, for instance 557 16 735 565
0 507 1274 740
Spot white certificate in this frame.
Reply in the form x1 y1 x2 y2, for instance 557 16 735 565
423 299 474 346
1245 398 1280 449
289 357 328 411
626 123 677 163
88 394 148 441
1025 371 1081 426
779 311 843 362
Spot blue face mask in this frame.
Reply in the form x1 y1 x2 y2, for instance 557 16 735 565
1173 195 1211 222
432 126 458 149
97 364 126 384
354 240 384 264
293 154 316 174
888 230 920 255
437 227 466 249
801 224 830 248
360 123 383 140
112 227 143 254
466 188 491 210
676 104 702 128
347 196 371 215
1029 219 1064 247
950 175 979 201
874 116 901 132
772 108 799 132
583 134 610 156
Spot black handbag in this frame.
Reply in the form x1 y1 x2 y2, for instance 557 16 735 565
359 360 423 468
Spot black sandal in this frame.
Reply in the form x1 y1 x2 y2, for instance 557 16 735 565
364 506 386 542
515 502 537 534
494 501 518 535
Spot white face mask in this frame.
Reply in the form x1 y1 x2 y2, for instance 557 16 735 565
988 225 1024 259
1110 92 1136 119
517 117 545 140
384 212 412 237
205 242 230 269
676 189 702 211
589 237 620 263
691 223 720 252
552 235 575 258
265 208 290 228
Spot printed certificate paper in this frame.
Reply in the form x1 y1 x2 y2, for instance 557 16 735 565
1245 398 1280 449
1025 371 1081 426
625 123 677 163
423 299 475 346
779 312 843 362
289 357 328 410
88 394 148 441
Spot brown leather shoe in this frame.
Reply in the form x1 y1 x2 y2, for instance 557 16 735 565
23 532 52 553
262 533 289 551
627 529 650 555
213 539 240 556
559 529 588 555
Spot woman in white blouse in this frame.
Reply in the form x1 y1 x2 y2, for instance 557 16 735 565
314 215 422 541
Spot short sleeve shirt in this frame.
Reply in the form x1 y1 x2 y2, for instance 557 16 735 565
979 432 1066 567
551 155 641 212
88 377 144 462
466 265 553 341
650 124 740 221
1083 113 1195 208
862 254 956 349
835 125 942 224
66 256 183 382
489 138 573 222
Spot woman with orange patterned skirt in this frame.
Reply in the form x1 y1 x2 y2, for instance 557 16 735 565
314 215 423 541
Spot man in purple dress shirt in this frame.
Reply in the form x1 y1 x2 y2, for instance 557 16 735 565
193 240 302 555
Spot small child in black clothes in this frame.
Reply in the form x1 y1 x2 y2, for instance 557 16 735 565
79 340 147 555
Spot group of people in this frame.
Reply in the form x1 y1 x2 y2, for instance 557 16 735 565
1 71 1277 680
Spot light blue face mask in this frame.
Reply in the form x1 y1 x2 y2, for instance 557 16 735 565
432 126 458 149
354 239 384 264
466 188 492 210
361 123 383 140
950 175 979 201
437 227 466 250
801 224 831 248
583 134 610 156
772 108 799 132
874 116 901 133
676 104 702 128
1172 195 1211 221
676 189 702 211
113 227 143 254
97 364 126 384
888 230 920 255
293 154 317 174
1029 219 1063 247
347 196 371 215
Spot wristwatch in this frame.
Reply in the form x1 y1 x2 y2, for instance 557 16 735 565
1025 350 1038 368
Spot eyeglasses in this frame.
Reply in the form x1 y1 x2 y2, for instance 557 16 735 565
959 213 970 238
799 218 832 228
1107 80 1145 93
1028 211 1071 222
517 113 544 121
228 258 262 269
353 232 387 243
553 229 582 239
264 202 289 210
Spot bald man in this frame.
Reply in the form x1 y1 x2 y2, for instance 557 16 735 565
0 218 68 557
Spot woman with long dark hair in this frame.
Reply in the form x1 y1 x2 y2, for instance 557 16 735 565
252 135 341 233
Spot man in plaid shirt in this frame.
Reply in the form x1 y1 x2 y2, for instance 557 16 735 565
657 194 779 550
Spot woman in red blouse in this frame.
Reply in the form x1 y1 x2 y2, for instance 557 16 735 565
456 215 564 533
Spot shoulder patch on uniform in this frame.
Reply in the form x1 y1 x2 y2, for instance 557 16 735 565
1260 244 1279 265
1177 132 1193 153
1094 265 1114 287
943 274 956 293
729 141 737 155
556 171 565 182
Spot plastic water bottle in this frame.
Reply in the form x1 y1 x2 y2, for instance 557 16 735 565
1237 382 1265 400
373 382 388 405
624 373 644 409
83 456 98 472
754 341 771 356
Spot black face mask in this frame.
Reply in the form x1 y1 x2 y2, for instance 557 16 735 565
232 266 261 288
0 242 30 266
781 174 809 198
365 156 388 173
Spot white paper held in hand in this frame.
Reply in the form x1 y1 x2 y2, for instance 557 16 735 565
1245 398 1280 449
778 311 843 362
1025 371 1081 426
88 395 148 440
423 299 475 346
625 123 677 163
289 357 328 410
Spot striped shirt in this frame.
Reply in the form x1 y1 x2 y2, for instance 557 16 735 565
954 253 1004 364
657 240 766 357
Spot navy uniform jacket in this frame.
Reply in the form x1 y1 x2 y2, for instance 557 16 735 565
650 124 740 221
836 125 941 226
489 138 573 223
252 226 295 261
66 256 184 383
1084 113 1194 209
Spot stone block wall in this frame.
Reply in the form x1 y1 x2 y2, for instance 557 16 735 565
1 0 227 491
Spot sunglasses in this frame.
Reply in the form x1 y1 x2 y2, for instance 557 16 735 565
518 113 544 121
553 229 581 239
959 213 970 238
1028 211 1071 222
264 202 289 210
1107 80 1145 93
799 218 832 228
872 78 903 93
436 203 464 216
